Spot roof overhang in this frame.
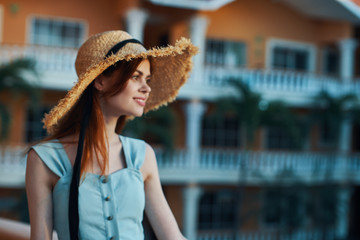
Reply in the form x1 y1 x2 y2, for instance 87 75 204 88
148 0 234 11
279 0 360 23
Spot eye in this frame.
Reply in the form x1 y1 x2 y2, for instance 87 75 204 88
131 75 140 80
146 78 151 84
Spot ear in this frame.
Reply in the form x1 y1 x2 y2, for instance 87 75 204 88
94 75 106 91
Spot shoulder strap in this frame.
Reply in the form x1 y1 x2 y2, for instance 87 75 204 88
119 135 146 170
31 141 72 178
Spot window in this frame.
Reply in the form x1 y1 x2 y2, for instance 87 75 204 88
353 123 360 152
308 187 337 228
322 46 339 76
29 17 86 48
202 116 241 148
262 187 306 228
263 187 337 229
265 126 295 150
198 190 237 230
267 39 316 72
205 39 246 67
272 47 308 71
318 120 338 148
25 106 52 143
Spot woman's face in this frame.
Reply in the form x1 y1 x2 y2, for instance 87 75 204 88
96 59 151 119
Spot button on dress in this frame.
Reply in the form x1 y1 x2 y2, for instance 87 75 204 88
31 135 146 240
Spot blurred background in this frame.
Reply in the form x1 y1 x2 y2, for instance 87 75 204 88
1 0 360 239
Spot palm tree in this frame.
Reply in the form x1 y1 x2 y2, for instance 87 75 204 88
211 78 303 149
311 90 358 149
211 79 305 236
261 100 304 150
0 58 39 140
212 79 262 149
123 105 176 151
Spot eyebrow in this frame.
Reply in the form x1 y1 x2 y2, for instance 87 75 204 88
135 70 151 78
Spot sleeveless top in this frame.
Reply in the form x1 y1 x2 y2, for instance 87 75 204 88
31 135 146 240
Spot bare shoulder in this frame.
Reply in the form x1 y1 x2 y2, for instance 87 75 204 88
26 148 58 187
144 143 156 159
141 143 158 181
27 148 42 167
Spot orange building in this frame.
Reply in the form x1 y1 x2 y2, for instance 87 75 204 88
1 0 360 239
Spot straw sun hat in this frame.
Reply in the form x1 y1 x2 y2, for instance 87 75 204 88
42 30 198 134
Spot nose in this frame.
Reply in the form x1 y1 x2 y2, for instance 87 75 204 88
140 79 151 93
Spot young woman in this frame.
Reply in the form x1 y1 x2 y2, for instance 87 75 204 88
26 30 197 240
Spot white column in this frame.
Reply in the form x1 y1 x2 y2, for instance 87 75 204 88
183 184 202 240
336 187 352 239
125 8 148 42
189 15 209 85
339 118 352 154
338 38 357 82
184 100 207 168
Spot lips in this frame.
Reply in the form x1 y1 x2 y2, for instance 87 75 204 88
133 97 146 107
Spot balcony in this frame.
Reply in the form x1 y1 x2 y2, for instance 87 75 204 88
156 148 360 184
181 65 360 103
2 44 359 103
2 146 359 188
0 44 77 90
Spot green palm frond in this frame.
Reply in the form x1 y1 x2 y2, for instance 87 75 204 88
261 100 303 149
212 79 262 147
124 106 176 151
0 58 38 89
212 78 304 149
0 58 40 141
311 90 359 144
0 104 10 140
353 107 360 125
0 58 40 104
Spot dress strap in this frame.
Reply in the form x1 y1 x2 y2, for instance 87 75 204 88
30 140 72 178
119 135 146 170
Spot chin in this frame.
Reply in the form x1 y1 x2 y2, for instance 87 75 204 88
132 111 144 117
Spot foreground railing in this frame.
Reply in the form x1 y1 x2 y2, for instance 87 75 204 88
1 146 360 186
203 65 360 97
197 229 336 240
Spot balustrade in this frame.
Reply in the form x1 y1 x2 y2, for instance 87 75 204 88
2 44 360 96
155 147 360 183
203 65 360 97
0 44 77 73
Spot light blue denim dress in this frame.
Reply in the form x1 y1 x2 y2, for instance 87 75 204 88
31 135 146 240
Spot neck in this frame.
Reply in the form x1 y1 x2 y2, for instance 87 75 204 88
103 116 121 144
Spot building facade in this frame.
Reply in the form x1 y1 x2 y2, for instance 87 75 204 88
1 0 360 239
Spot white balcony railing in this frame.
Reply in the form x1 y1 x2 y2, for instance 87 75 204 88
0 44 78 90
2 44 360 99
203 65 360 99
156 148 360 184
0 146 27 188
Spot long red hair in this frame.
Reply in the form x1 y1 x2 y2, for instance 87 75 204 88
46 58 145 177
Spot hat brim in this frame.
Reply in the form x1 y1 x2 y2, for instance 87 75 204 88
43 38 198 134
